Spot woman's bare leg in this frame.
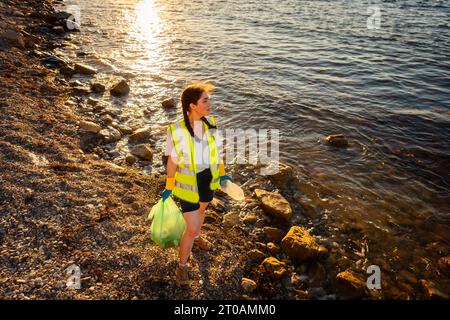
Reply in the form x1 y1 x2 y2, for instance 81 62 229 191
178 210 200 265
195 202 210 238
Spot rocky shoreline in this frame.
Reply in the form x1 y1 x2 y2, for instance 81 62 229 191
1 0 449 300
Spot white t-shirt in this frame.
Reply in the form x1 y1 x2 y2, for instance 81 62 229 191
165 122 210 172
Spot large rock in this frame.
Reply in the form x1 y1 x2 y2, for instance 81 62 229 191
74 63 97 75
325 134 348 147
128 127 151 143
281 226 323 263
254 189 292 222
260 257 287 278
223 212 240 228
98 127 122 143
241 278 257 293
1 29 25 48
91 82 106 93
267 162 294 189
130 144 153 160
79 120 102 133
110 79 130 96
162 98 176 109
335 270 367 299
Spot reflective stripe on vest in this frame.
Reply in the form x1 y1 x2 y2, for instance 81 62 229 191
170 116 220 203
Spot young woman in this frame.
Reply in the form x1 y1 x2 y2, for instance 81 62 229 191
162 82 232 286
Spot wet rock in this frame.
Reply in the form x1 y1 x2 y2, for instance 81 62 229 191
419 280 449 300
254 189 292 222
267 162 294 189
260 257 287 278
336 270 367 299
74 63 97 75
246 249 267 264
262 227 285 242
1 29 25 48
110 79 130 96
125 154 137 165
130 144 153 160
254 242 267 252
267 242 280 255
91 82 106 94
98 127 122 143
437 256 450 277
79 120 102 133
223 212 240 228
162 98 176 109
325 134 348 147
128 127 152 144
241 278 257 293
281 226 323 263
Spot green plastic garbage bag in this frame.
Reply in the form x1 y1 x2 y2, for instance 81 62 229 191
148 197 186 249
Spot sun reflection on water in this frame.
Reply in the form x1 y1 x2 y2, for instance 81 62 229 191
129 0 163 72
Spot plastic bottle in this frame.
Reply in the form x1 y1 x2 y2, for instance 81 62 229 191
220 180 245 201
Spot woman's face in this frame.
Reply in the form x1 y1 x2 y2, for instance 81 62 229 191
190 91 211 117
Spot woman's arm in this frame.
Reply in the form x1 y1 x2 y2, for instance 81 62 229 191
166 155 177 179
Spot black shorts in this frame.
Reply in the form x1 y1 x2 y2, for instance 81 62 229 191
178 168 214 213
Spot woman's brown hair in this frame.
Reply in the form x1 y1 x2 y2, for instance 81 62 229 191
180 82 217 137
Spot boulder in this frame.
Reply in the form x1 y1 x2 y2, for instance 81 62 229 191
79 120 102 133
254 189 292 222
335 270 367 299
162 98 176 109
241 278 257 293
130 144 153 160
267 162 294 189
110 79 130 96
91 82 106 93
325 134 348 147
98 127 122 143
128 127 151 143
74 63 97 75
223 212 240 228
1 29 25 48
281 226 323 263
260 257 286 278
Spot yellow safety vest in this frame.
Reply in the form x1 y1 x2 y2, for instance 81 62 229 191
168 115 220 203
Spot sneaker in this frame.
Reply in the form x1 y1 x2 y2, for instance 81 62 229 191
176 264 189 286
194 236 212 251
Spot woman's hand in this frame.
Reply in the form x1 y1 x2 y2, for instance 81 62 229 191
162 189 172 201
219 175 233 185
